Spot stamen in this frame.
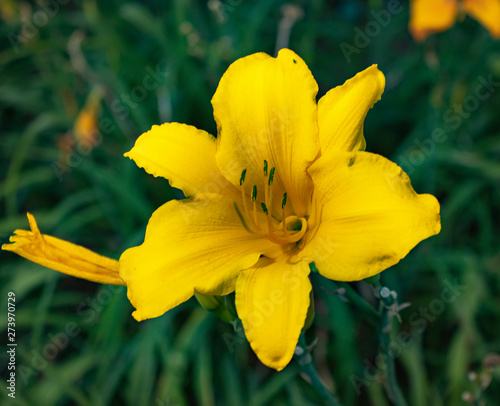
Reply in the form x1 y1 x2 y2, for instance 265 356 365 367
240 171 251 225
262 166 276 233
268 167 275 185
264 178 269 218
261 202 268 214
253 197 260 231
233 201 258 234
239 169 247 185
234 165 308 246
281 193 287 209
266 181 274 232
282 193 288 234
239 168 259 232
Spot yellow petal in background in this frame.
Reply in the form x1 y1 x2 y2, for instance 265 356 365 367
119 196 278 321
212 49 320 217
317 65 385 155
73 86 103 148
2 213 123 285
303 152 441 281
125 123 234 197
409 0 458 41
235 256 311 371
463 0 500 38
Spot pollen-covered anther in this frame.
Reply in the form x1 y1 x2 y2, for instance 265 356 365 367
261 202 268 214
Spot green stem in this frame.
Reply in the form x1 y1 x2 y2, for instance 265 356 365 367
377 287 409 406
337 281 381 323
294 333 344 406
310 264 380 324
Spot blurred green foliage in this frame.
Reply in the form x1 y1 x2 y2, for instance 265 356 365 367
1 0 500 405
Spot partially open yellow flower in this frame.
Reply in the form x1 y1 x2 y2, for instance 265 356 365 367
409 0 500 41
119 49 441 370
2 213 123 286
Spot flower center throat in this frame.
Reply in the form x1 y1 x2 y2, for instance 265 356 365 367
233 161 308 245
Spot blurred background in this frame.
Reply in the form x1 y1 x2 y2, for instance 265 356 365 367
1 0 500 405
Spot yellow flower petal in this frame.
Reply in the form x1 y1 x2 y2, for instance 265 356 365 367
2 213 123 285
73 87 103 147
463 0 500 38
212 49 320 217
317 65 385 155
302 152 441 281
235 256 311 371
125 123 234 197
409 0 458 41
119 196 278 321
74 108 98 146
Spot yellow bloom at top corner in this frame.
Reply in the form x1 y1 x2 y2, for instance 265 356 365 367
409 0 500 41
120 48 441 371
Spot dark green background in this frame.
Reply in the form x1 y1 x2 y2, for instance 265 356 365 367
1 0 500 405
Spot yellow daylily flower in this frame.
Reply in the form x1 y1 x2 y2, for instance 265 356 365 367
2 213 124 286
120 49 441 370
409 0 500 41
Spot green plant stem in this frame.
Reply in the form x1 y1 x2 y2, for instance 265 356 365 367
378 326 408 406
378 289 409 406
310 264 380 324
294 333 344 406
338 281 381 323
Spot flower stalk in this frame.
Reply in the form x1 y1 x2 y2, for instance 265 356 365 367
294 333 343 406
375 282 409 406
310 263 380 324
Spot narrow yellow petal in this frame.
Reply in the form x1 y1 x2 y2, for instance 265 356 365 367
212 49 319 217
125 122 235 198
235 256 311 371
119 195 278 321
463 0 500 38
2 213 123 285
317 65 385 155
302 152 441 281
409 0 458 41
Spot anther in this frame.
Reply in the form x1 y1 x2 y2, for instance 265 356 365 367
233 201 256 234
282 193 287 208
240 169 247 185
251 185 257 201
261 202 268 214
264 160 268 176
268 167 275 185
